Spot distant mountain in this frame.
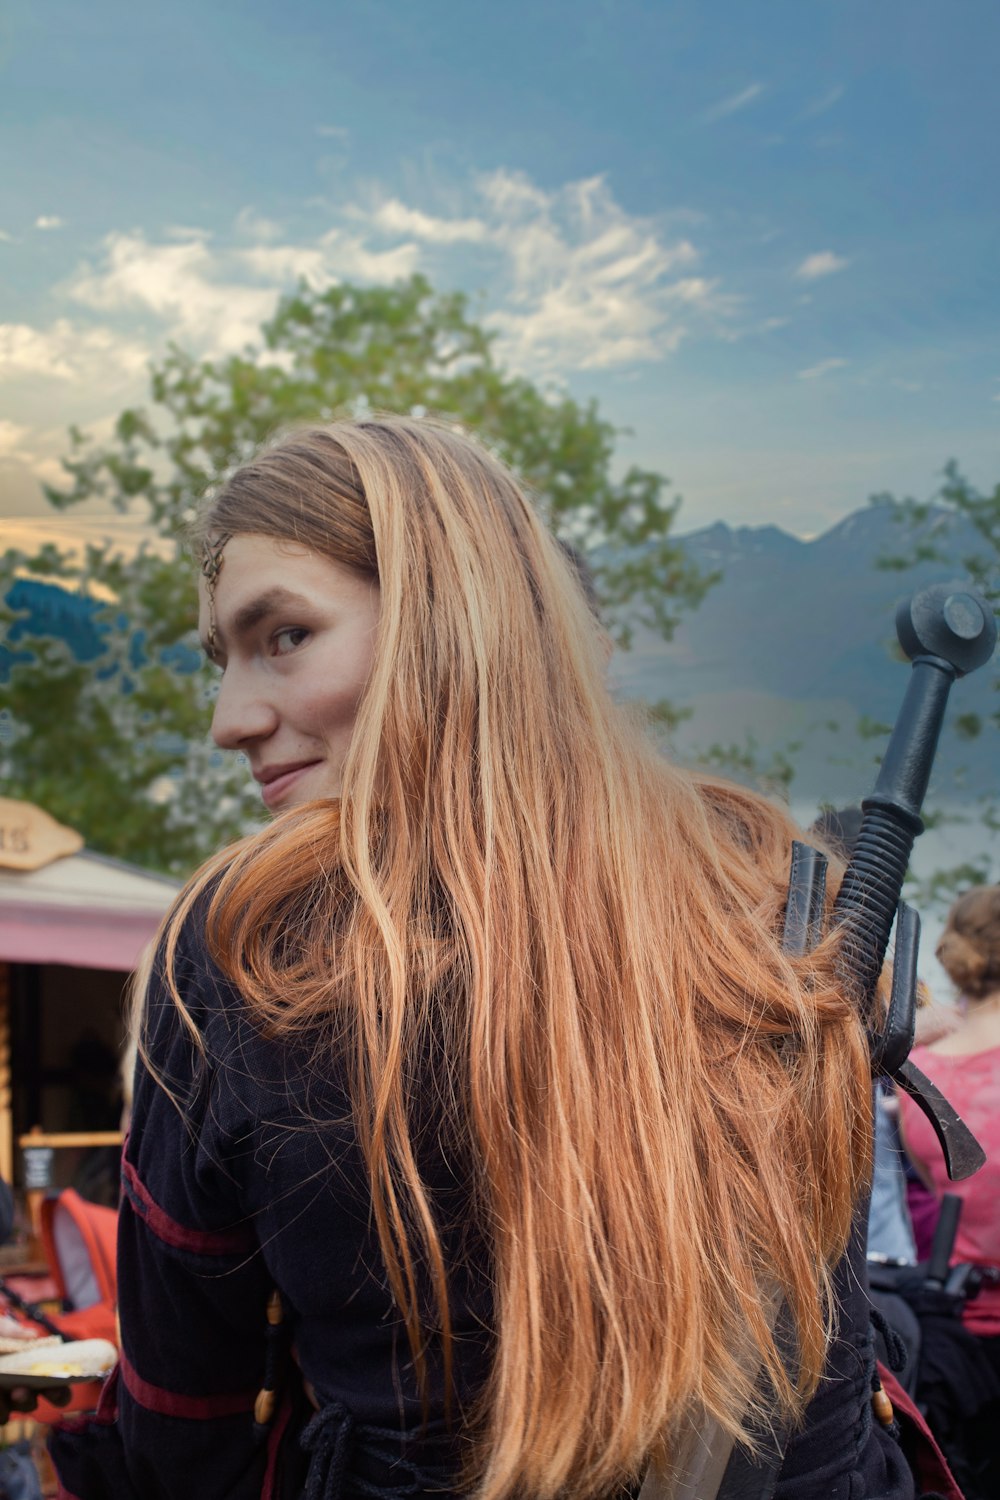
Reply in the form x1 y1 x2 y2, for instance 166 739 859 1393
613 501 997 801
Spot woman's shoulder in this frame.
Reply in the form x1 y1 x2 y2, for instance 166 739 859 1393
138 860 251 1077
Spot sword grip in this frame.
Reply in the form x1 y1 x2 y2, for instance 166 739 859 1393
832 659 955 1011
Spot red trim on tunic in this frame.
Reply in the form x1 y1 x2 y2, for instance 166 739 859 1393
119 1349 258 1420
877 1363 965 1500
121 1158 256 1256
261 1392 296 1499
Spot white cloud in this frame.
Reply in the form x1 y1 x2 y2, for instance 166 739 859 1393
367 199 488 245
0 419 32 456
0 230 13 243
797 357 848 380
165 223 212 241
315 124 350 139
66 222 424 360
0 319 149 382
317 229 421 282
795 250 850 280
349 169 720 374
235 207 284 242
0 418 74 492
69 231 278 355
35 215 64 230
700 83 765 124
467 172 716 372
478 168 553 218
235 245 330 285
28 170 741 394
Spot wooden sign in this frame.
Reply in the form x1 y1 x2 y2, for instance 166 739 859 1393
0 799 84 871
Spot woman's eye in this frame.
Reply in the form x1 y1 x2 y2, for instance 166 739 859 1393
272 627 310 656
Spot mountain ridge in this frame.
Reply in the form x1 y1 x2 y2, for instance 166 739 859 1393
614 500 996 801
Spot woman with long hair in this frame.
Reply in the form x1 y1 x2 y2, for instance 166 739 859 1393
51 418 919 1498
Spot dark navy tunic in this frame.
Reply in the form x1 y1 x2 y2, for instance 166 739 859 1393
50 907 922 1499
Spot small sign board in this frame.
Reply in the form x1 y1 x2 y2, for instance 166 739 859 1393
23 1146 54 1191
0 799 83 872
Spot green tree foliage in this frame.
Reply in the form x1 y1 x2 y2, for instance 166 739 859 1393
874 461 1000 899
1 275 711 875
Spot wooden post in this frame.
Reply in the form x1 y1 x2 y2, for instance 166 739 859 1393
0 962 11 1186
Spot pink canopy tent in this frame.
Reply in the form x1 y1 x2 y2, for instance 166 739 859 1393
0 839 178 1187
0 850 178 972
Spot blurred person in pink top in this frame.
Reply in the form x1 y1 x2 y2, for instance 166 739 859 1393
899 882 1000 1500
900 883 1000 1337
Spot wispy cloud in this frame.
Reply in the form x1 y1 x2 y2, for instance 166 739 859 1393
35 215 64 231
365 199 488 245
0 162 745 501
0 230 13 243
237 232 420 286
63 222 426 361
0 418 32 456
365 169 730 373
68 232 282 355
0 417 81 489
235 207 285 242
700 83 764 125
797 357 848 380
801 86 844 119
53 172 733 379
795 250 849 280
315 124 349 139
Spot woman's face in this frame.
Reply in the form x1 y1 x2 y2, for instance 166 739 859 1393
198 534 380 811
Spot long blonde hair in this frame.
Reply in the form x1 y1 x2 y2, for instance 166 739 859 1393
157 417 871 1499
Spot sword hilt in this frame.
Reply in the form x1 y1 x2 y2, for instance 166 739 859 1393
832 581 996 1015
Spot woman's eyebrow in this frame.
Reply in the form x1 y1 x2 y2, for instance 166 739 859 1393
200 587 312 658
229 587 312 638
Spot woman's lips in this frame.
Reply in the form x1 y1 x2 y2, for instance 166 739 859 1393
259 763 320 809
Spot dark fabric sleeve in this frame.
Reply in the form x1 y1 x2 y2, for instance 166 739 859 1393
774 1219 917 1500
50 914 278 1500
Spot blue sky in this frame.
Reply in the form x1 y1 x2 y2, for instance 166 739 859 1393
2 0 998 549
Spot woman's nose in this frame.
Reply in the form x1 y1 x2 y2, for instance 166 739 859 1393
210 670 278 749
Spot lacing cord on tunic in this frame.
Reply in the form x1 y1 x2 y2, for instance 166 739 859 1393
301 1404 354 1499
300 1402 458 1499
868 1306 907 1445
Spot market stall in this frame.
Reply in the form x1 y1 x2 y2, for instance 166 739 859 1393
0 799 178 1209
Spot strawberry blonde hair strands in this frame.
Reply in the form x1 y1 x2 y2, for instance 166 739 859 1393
153 418 873 1500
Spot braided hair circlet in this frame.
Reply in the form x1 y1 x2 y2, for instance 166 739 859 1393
201 533 231 658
